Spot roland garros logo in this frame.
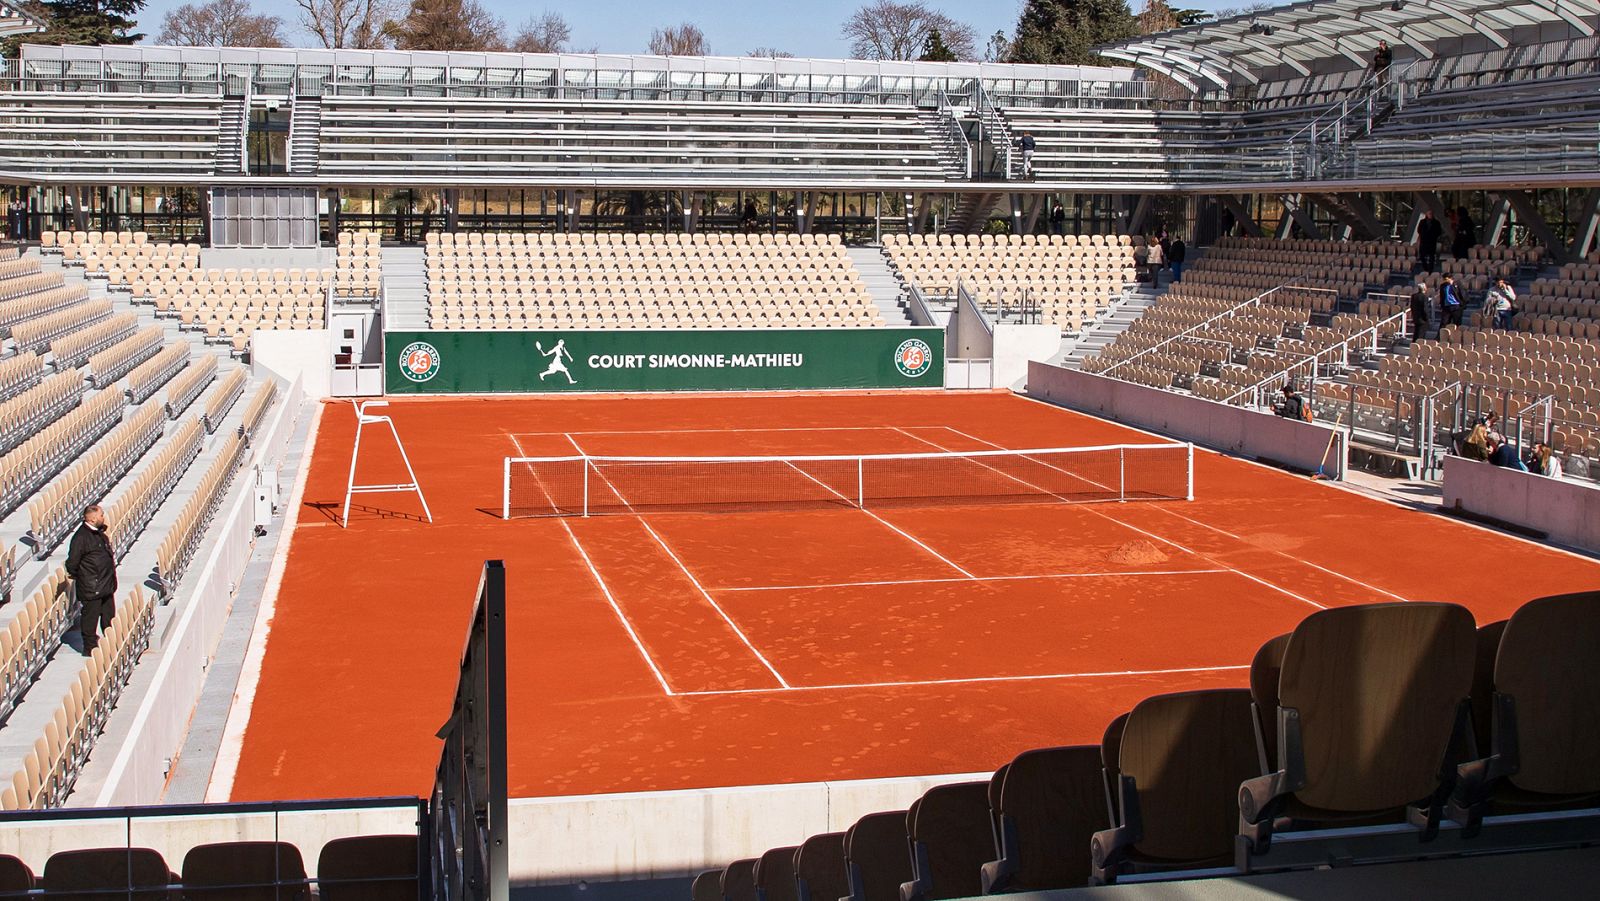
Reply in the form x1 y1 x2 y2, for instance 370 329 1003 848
894 338 933 378
399 341 441 383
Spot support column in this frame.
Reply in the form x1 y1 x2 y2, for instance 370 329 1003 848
1482 195 1512 247
1217 194 1264 237
913 194 932 234
800 191 818 234
687 192 704 234
1569 187 1600 260
1279 194 1322 240
1022 195 1045 235
197 188 210 246
325 188 340 243
1009 194 1025 234
1126 194 1155 237
1504 190 1566 264
444 188 460 233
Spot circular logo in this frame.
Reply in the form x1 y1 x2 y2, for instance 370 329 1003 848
399 341 441 383
894 338 934 379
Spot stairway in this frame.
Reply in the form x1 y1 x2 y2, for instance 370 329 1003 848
214 98 247 175
288 98 322 175
1056 287 1159 368
917 111 971 180
847 247 915 326
942 192 1000 234
380 246 429 330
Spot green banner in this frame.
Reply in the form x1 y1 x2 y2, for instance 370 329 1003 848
384 328 946 394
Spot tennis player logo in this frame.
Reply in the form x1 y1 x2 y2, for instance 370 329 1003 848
893 338 934 378
398 341 440 383
537 338 577 384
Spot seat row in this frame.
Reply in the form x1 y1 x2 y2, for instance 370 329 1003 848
0 570 71 725
87 327 165 390
10 297 112 355
127 342 192 405
156 431 246 599
0 368 83 456
886 232 1139 248
697 593 1600 898
26 402 164 557
430 230 846 248
0 271 65 303
0 283 91 340
48 310 137 370
0 388 124 517
164 353 217 420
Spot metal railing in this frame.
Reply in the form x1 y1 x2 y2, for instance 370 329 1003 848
1341 379 1461 479
1225 308 1407 408
1284 58 1428 179
1101 284 1319 376
935 85 973 179
974 82 1015 179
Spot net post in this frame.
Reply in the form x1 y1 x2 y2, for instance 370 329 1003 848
502 457 511 520
583 458 591 517
1187 443 1195 501
1119 447 1126 502
857 457 865 508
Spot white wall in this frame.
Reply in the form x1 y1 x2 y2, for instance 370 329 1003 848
1442 456 1600 553
993 323 1062 390
1026 362 1346 479
253 330 332 400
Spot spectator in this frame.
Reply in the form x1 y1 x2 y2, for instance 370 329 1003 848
1371 40 1393 89
1452 206 1476 260
1485 277 1516 329
1050 203 1066 235
65 504 117 656
1408 277 1431 340
1219 207 1236 238
6 195 24 240
1168 236 1187 282
740 198 759 232
1017 131 1036 179
1144 237 1163 283
1461 423 1491 461
1416 209 1443 270
1530 442 1564 478
1273 384 1305 420
1439 274 1464 326
1133 240 1152 282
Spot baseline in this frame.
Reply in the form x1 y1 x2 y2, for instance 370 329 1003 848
672 663 1253 698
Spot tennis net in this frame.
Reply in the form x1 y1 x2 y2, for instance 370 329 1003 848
502 442 1193 518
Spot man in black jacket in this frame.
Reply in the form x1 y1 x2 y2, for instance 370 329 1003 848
1416 210 1443 270
1409 277 1431 340
65 504 116 656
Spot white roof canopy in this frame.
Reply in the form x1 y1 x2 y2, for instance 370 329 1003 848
0 0 44 40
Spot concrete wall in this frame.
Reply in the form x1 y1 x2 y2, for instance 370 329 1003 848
253 329 332 400
90 376 306 807
993 323 1062 391
1026 362 1346 479
1442 456 1600 553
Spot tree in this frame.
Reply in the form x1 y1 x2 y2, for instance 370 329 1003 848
1174 7 1209 26
1210 3 1276 20
648 22 707 56
293 0 398 49
388 0 505 50
842 1 976 61
158 0 284 47
7 0 145 54
509 11 570 53
1009 0 1139 65
920 28 956 62
1136 0 1176 34
748 46 794 58
984 29 1010 62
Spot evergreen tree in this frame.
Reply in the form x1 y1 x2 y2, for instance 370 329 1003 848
1009 0 1139 65
6 0 146 56
919 27 957 62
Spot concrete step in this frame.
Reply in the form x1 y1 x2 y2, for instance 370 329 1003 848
847 247 914 327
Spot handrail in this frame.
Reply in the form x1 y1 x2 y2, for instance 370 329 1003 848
1284 58 1430 179
936 84 973 179
974 82 1014 179
1222 308 1406 407
903 282 937 327
1103 283 1316 374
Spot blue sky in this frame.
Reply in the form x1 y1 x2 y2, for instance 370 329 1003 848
130 0 1247 57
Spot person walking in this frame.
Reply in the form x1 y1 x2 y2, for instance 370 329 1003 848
1409 277 1431 340
1439 274 1464 327
1049 203 1066 236
1016 131 1036 179
1168 236 1187 282
65 504 117 656
1485 276 1517 329
1416 209 1443 270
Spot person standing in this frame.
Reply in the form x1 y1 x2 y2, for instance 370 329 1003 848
6 195 23 240
1409 277 1431 340
1168 236 1187 282
1371 40 1393 90
1049 203 1066 236
1416 209 1443 270
1016 131 1036 179
1439 274 1464 327
740 198 758 233
1485 276 1516 329
1452 206 1476 260
65 504 117 656
1144 237 1163 284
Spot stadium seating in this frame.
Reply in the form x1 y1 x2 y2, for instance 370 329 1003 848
105 416 205 558
86 325 164 389
0 93 222 177
900 780 992 901
882 233 1138 332
842 810 913 901
26 400 164 555
202 367 248 434
39 847 176 897
793 832 848 901
126 341 192 405
48 309 137 369
10 297 113 353
317 834 422 900
719 858 758 901
0 368 84 455
336 229 383 299
154 426 250 596
0 387 124 517
753 845 799 901
981 745 1107 893
165 352 218 419
425 232 884 330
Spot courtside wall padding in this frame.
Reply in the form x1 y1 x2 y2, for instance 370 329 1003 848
383 328 946 394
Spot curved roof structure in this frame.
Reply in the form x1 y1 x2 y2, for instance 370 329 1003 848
0 0 44 40
1098 0 1600 90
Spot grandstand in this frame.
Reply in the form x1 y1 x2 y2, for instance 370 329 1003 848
0 0 1597 898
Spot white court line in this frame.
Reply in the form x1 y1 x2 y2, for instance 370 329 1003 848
510 426 952 438
508 432 676 696
673 663 1253 697
893 427 1328 611
710 568 1229 593
934 423 1414 604
635 519 791 690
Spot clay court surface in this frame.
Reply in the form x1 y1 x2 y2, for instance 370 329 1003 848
225 391 1600 802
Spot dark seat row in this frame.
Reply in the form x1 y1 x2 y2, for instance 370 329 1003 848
694 591 1600 899
0 835 418 899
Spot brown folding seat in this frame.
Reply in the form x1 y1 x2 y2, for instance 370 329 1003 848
1091 689 1258 884
1239 603 1476 855
42 847 175 899
691 869 724 901
753 845 799 901
0 855 32 894
793 832 847 901
900 781 991 901
1249 633 1291 772
1451 591 1600 833
316 835 418 900
842 811 911 901
982 745 1108 893
180 841 308 900
721 858 758 901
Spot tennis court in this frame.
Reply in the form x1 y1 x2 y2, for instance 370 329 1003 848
221 390 1600 802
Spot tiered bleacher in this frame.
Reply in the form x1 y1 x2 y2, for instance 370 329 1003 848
0 92 222 177
335 229 382 300
694 592 1600 897
424 232 885 329
882 233 1139 332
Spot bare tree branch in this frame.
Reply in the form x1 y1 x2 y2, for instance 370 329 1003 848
748 46 794 58
293 0 400 49
388 0 505 51
842 1 977 61
159 0 285 47
648 22 708 56
510 11 571 53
